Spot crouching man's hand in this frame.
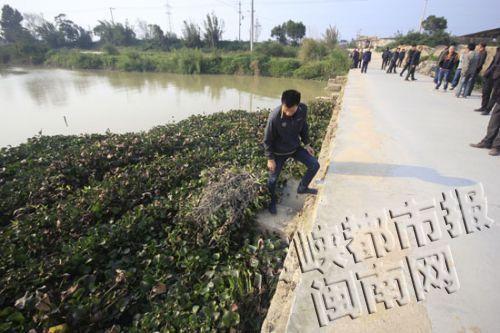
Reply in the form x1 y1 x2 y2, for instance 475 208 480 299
305 144 315 156
267 159 276 173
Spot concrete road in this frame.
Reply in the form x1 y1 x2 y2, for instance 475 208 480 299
285 58 500 332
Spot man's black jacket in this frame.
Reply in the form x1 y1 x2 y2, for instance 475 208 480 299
263 103 309 159
410 50 421 66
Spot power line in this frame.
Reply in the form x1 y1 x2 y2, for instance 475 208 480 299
165 1 172 33
419 0 429 33
109 7 115 24
250 0 254 51
238 1 242 41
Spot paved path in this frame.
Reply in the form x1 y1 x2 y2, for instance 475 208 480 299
285 58 500 332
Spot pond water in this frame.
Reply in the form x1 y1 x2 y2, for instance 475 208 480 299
0 67 325 147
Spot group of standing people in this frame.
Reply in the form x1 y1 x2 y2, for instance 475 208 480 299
357 42 500 157
382 44 423 81
350 48 372 73
468 45 500 156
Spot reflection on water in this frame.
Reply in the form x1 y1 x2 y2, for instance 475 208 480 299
0 67 324 147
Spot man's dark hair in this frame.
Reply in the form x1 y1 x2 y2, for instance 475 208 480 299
480 42 487 48
281 90 301 108
411 43 417 47
467 43 476 51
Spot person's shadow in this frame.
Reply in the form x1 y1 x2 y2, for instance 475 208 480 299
329 161 476 187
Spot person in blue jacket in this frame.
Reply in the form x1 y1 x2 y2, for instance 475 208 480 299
361 48 372 73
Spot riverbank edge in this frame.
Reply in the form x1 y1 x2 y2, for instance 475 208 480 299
260 75 347 332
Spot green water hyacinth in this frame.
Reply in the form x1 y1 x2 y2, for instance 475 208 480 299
0 100 334 332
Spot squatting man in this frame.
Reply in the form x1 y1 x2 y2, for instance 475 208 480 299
263 89 320 215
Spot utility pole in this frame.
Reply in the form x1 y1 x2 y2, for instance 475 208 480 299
419 0 429 33
165 1 172 33
254 18 261 42
238 1 242 41
250 0 254 52
109 7 115 24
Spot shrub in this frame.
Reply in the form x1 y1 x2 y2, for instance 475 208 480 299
298 38 329 62
268 58 301 77
103 43 119 55
255 41 297 58
220 54 252 75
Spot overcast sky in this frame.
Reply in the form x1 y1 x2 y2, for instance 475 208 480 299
2 0 499 41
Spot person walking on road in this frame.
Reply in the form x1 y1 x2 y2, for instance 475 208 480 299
263 90 320 214
358 49 363 68
397 48 406 67
400 45 416 77
455 43 478 98
405 45 422 81
466 43 487 97
381 47 390 70
475 47 500 115
387 48 400 74
435 46 458 91
361 48 372 73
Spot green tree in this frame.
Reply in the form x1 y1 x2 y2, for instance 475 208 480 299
422 15 447 34
271 20 306 45
93 21 136 46
203 12 224 49
36 21 65 48
271 24 286 44
54 14 92 48
0 4 32 42
182 21 201 48
285 20 306 45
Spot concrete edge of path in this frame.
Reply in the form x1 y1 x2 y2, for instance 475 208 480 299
261 76 347 333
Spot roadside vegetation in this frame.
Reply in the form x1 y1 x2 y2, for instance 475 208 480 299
0 5 349 80
382 15 456 49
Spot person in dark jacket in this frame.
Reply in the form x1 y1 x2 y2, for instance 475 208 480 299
405 45 422 81
381 48 390 70
397 48 406 67
466 42 487 96
263 90 320 214
351 49 360 69
434 46 449 84
470 61 500 156
400 46 416 77
475 47 500 115
361 48 372 73
435 46 458 91
358 50 363 68
386 48 400 74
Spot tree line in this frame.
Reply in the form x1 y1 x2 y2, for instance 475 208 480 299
0 4 227 51
1 4 313 52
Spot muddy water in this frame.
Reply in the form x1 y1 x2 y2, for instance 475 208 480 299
0 67 325 147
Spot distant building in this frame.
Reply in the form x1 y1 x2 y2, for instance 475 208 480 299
456 27 499 45
356 36 396 49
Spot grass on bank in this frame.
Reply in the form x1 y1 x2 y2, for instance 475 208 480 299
0 40 350 80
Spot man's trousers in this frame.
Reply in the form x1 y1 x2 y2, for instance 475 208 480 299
267 147 320 202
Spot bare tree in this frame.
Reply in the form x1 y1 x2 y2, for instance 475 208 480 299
323 25 339 48
22 12 45 38
182 20 201 48
203 12 224 48
135 19 150 40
